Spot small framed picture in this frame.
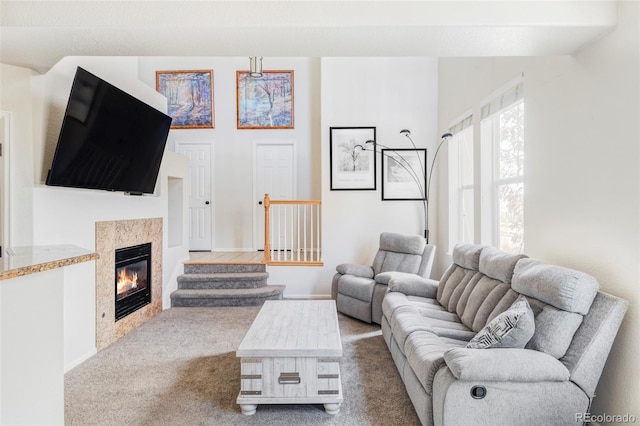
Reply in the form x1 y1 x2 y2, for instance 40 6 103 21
381 148 426 200
330 127 376 190
236 71 294 129
155 70 214 129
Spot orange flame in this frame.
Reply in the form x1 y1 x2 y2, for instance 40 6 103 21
116 267 138 295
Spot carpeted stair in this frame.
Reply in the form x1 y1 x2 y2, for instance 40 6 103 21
170 263 285 307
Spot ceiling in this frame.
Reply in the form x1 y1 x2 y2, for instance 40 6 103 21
0 0 619 74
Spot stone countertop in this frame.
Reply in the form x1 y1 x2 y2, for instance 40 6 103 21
0 245 98 281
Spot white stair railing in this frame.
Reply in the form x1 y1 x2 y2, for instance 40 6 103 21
262 194 322 265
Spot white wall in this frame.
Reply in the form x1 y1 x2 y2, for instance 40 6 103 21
437 2 639 418
317 57 439 291
0 64 36 247
1 57 189 370
137 57 321 251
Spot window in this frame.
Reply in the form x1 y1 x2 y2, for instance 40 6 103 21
480 78 524 253
446 76 524 254
448 114 474 251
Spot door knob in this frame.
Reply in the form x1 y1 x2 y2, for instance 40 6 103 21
205 201 210 205
258 201 263 205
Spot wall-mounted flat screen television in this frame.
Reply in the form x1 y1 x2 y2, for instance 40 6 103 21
46 66 172 194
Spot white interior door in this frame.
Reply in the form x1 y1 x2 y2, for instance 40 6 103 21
255 144 294 250
177 143 212 251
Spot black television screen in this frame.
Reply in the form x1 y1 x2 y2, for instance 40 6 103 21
46 67 172 194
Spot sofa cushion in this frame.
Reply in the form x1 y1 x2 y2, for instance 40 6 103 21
375 271 418 285
389 305 435 351
451 243 484 270
525 300 584 359
374 251 423 275
512 258 599 315
388 275 439 298
337 275 376 302
379 231 426 255
372 232 426 276
444 347 570 382
466 296 535 349
479 245 527 284
404 330 449 396
419 314 474 338
458 276 512 331
436 265 478 311
335 263 374 278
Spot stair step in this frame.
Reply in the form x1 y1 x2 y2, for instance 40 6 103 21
184 263 265 274
170 285 285 307
177 272 269 289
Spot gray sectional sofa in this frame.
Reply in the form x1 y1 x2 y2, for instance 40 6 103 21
381 243 628 426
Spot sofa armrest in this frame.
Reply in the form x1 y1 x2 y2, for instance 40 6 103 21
388 275 439 298
443 348 570 382
335 263 375 279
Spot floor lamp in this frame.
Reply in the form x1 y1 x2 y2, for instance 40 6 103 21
356 131 453 243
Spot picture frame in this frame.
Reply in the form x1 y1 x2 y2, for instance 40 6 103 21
236 70 294 129
330 127 376 191
381 148 427 200
155 70 214 129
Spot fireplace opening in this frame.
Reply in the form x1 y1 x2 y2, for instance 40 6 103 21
115 243 151 321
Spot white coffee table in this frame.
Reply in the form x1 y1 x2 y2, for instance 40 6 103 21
236 300 343 415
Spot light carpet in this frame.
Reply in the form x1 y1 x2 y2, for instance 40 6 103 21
65 305 421 425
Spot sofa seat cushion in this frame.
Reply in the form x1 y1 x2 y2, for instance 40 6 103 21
417 304 459 322
337 275 376 302
430 324 477 341
382 291 439 322
389 305 435 352
404 331 449 396
467 296 535 349
415 307 475 340
440 337 471 348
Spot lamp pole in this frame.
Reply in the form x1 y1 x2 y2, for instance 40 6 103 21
356 141 428 239
402 131 453 243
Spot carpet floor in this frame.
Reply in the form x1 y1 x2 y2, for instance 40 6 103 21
65 306 421 425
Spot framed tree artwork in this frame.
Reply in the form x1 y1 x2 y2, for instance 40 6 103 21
381 148 426 200
236 70 294 129
330 127 376 190
155 70 214 129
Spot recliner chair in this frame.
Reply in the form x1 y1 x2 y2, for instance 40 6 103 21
331 232 435 324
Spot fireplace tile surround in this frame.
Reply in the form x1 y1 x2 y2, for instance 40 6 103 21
95 218 162 350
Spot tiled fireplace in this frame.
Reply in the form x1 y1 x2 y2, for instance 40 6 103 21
95 218 162 350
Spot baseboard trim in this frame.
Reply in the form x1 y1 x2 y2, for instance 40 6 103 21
284 294 331 300
65 348 97 373
213 248 257 252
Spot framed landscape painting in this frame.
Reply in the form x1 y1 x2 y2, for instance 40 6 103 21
236 70 294 129
330 127 376 190
156 70 214 129
381 148 426 200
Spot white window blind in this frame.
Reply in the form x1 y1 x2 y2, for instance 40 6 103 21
448 110 473 135
480 74 524 120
